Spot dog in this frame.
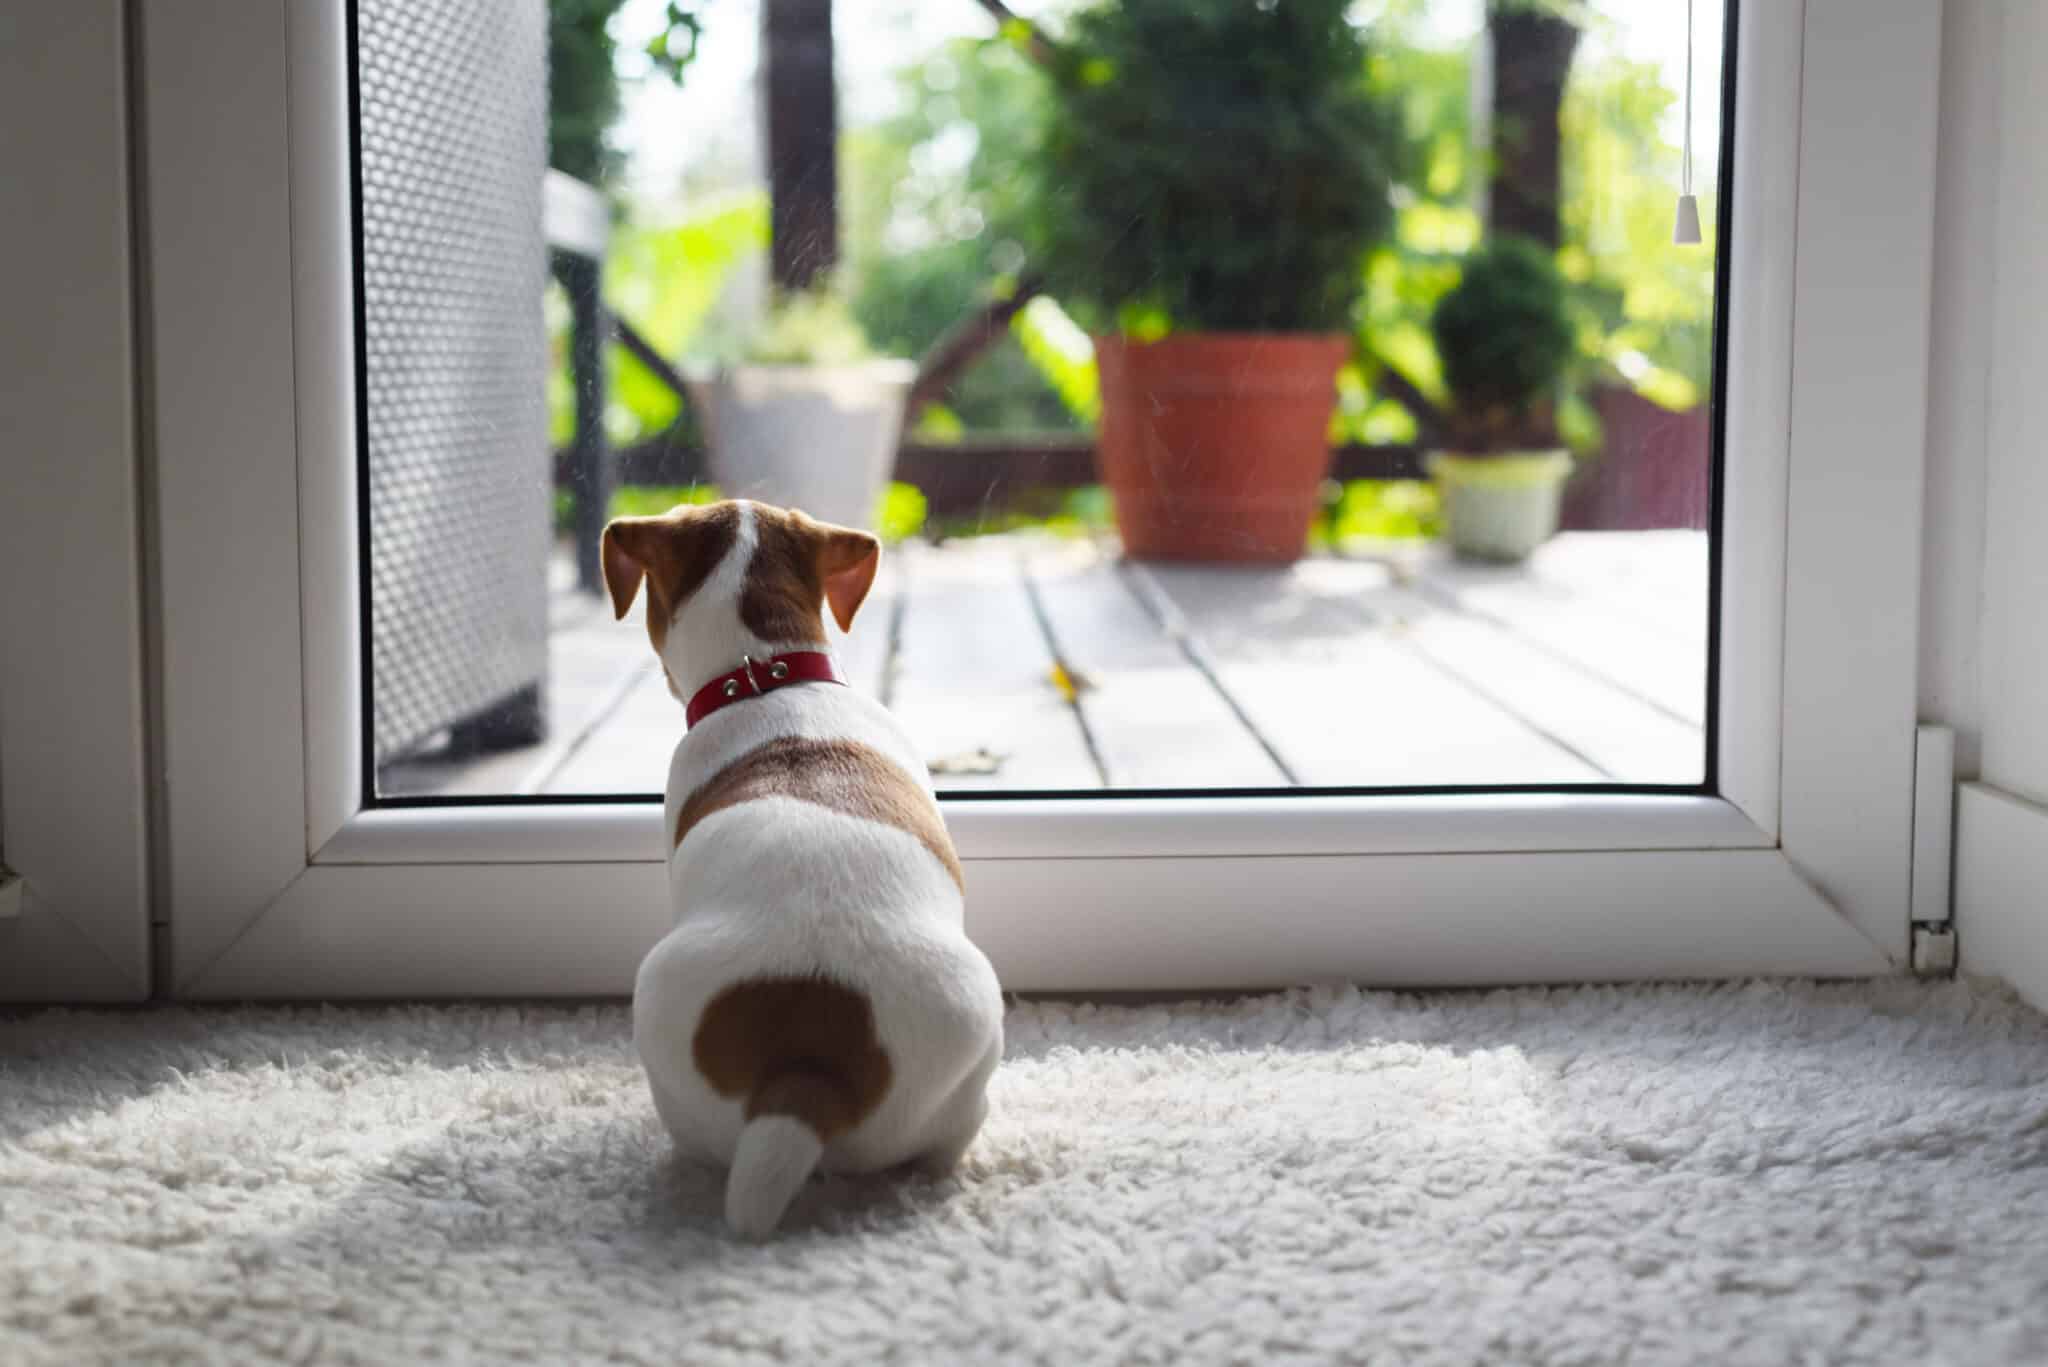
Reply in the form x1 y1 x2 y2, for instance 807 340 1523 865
600 499 1004 1236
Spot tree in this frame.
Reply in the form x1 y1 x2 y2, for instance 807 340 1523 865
842 36 1079 433
1486 0 1582 248
547 0 707 188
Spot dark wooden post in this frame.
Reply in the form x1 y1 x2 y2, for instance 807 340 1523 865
761 0 838 290
1485 2 1580 248
554 251 612 596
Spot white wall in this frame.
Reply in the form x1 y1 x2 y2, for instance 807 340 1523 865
0 2 156 998
1975 3 2048 809
1920 0 1999 782
1933 0 2048 1006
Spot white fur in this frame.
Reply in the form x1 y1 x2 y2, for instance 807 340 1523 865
631 503 1004 1234
724 1116 823 1238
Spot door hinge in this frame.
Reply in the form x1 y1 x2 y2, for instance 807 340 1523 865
1910 725 1957 977
1911 921 1958 976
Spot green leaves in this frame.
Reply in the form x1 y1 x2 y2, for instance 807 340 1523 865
546 194 769 449
546 0 708 187
1431 236 1575 449
736 286 879 367
643 2 706 84
1032 0 1401 333
1010 297 1101 425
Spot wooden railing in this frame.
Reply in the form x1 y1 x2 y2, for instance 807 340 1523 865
567 430 1430 521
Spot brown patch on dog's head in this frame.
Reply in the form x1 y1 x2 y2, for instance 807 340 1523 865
600 502 742 653
740 505 882 644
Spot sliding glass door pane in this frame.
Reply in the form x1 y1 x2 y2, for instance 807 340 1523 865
360 0 1726 800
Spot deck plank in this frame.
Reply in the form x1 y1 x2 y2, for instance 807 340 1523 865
891 538 1102 791
1412 534 1708 726
1136 559 1604 787
420 531 1706 798
1528 530 1709 630
1387 590 1705 785
540 662 675 795
1024 540 1291 789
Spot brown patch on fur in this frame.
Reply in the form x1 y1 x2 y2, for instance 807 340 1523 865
601 503 741 653
739 506 830 644
740 505 882 642
692 976 893 1139
673 736 965 892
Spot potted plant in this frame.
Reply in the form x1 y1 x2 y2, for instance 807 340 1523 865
689 285 916 532
1427 237 1578 563
1032 0 1398 562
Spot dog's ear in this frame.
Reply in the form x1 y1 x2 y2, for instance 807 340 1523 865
601 505 741 624
813 523 882 633
600 518 650 620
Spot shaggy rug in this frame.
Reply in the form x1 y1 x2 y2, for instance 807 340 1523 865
4 979 2048 1366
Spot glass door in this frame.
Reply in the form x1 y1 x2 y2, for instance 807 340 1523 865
137 0 1940 998
369 0 1722 804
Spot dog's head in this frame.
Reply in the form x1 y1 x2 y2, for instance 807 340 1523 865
600 500 880 698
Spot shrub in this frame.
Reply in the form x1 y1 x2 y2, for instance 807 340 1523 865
1033 0 1400 334
695 283 887 368
740 288 880 367
1430 237 1575 451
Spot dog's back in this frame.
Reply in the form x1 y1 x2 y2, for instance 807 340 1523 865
603 501 1002 1235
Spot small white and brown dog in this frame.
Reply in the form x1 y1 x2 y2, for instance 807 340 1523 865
600 499 1003 1236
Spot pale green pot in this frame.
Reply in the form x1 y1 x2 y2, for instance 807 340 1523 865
1427 450 1575 564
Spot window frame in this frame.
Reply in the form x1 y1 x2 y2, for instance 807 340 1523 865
0 0 154 1002
139 0 1937 998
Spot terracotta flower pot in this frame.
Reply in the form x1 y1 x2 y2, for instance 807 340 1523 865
1094 333 1350 563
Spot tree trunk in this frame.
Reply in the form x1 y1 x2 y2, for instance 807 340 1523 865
1485 3 1580 248
760 0 837 290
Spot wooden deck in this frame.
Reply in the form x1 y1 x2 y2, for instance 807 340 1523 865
380 530 1707 797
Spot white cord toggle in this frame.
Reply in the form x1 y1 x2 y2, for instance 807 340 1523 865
1674 0 1702 244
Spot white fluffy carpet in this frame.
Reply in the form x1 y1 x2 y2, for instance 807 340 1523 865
5 979 2048 1365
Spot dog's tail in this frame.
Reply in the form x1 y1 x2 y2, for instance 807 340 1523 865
725 1068 855 1237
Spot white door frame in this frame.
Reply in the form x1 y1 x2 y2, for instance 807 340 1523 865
0 1 155 1003
137 0 1941 999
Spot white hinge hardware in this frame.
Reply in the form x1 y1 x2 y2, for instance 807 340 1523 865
1909 725 1956 977
1910 921 1958 976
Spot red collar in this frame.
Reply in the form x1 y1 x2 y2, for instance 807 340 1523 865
684 651 846 728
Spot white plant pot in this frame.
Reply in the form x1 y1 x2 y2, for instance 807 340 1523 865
1427 450 1575 564
691 360 917 532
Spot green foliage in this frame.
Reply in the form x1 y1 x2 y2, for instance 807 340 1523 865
547 0 629 185
1326 479 1442 543
730 286 880 367
1344 18 1716 444
607 484 722 520
926 485 1116 542
548 193 768 450
592 482 927 545
641 2 707 84
546 0 707 187
876 483 929 544
1033 0 1401 333
1009 297 1101 427
1431 237 1574 449
1557 56 1716 410
841 41 1079 434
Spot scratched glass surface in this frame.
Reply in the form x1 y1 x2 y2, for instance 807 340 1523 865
363 0 1728 800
